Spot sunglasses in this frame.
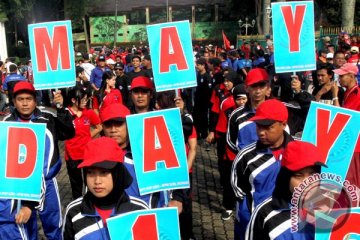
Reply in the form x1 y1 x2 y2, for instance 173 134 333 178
115 68 124 71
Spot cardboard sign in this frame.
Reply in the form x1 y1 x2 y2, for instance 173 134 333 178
107 208 180 240
315 208 360 239
0 122 46 201
302 102 360 181
272 1 316 73
127 108 189 195
28 20 76 90
146 20 197 92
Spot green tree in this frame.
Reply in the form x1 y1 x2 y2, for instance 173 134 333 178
0 1 8 22
64 0 85 31
3 0 35 46
341 0 356 32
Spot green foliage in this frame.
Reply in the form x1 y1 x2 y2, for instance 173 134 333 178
2 0 35 21
131 26 147 42
93 16 123 43
0 1 8 22
222 0 256 21
64 0 86 31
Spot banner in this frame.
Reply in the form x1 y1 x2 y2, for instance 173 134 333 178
272 1 316 73
127 108 189 195
0 122 46 201
146 20 197 92
107 208 180 240
302 102 360 181
28 20 76 90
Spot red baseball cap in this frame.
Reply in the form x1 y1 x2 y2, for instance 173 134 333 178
250 99 288 125
78 137 125 169
281 141 327 171
333 63 359 76
245 68 269 86
130 76 154 91
13 81 36 96
100 103 130 123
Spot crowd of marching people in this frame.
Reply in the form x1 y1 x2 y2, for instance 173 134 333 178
0 32 359 240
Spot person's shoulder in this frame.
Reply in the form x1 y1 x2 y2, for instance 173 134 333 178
64 197 84 217
221 96 235 110
111 88 122 95
254 197 274 217
229 105 245 119
242 141 257 153
82 62 95 68
355 86 360 94
182 112 193 122
82 108 98 117
115 196 149 214
37 107 57 119
247 197 274 233
235 141 258 161
2 113 14 121
233 105 253 122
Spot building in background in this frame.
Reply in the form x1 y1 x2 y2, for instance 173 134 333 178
86 0 239 45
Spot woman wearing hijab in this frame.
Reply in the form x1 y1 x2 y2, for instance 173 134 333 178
63 137 148 239
245 141 329 240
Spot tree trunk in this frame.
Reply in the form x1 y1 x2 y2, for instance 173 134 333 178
262 0 271 35
341 0 355 33
83 16 90 54
14 22 18 47
255 0 262 34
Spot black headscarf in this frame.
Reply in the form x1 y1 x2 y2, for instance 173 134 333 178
83 162 133 209
272 166 321 209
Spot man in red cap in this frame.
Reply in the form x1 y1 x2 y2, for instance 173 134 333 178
63 137 147 239
129 76 155 113
226 68 270 159
231 98 294 240
333 62 360 196
222 68 270 221
3 81 75 239
245 141 326 240
227 69 314 158
333 62 360 111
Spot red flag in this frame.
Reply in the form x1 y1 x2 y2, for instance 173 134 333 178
222 30 231 51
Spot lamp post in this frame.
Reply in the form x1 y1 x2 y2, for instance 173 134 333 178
266 5 272 36
266 5 272 19
238 17 256 36
166 0 169 22
114 0 118 48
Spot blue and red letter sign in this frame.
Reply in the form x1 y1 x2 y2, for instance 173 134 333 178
28 20 76 89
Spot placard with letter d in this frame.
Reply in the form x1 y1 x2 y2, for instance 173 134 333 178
0 122 46 201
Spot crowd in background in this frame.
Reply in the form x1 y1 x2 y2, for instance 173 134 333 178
0 31 359 240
